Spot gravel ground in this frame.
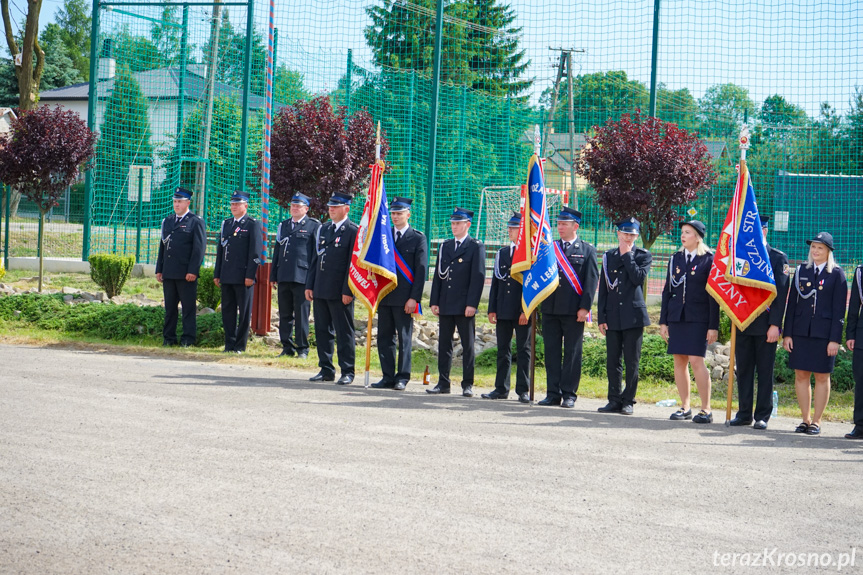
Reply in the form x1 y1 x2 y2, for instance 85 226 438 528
1 344 860 574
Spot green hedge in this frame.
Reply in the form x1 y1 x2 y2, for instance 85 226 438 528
197 267 221 310
89 254 135 298
0 293 223 346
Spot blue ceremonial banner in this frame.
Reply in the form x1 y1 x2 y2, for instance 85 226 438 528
707 159 777 330
511 154 559 316
349 162 398 313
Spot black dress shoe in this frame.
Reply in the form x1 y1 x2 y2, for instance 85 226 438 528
753 420 768 430
561 398 576 408
278 349 295 357
518 392 530 404
336 374 354 385
426 384 451 394
297 352 309 359
620 404 634 415
310 371 335 382
163 340 177 347
844 427 863 439
462 386 474 397
393 381 407 391
537 396 561 406
670 408 692 421
481 390 508 400
222 347 234 353
597 402 622 413
692 410 713 424
370 380 395 389
728 416 753 427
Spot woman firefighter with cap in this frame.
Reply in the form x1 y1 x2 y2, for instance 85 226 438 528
782 232 847 436
659 220 720 424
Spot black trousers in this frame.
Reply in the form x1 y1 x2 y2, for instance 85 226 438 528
606 327 644 406
163 278 198 345
277 281 311 354
735 332 777 422
543 314 585 401
377 305 414 383
852 348 863 427
221 283 253 351
494 319 530 395
313 297 355 377
438 314 475 389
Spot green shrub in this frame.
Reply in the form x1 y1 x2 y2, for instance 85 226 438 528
89 254 135 298
197 266 220 309
0 260 5 281
718 312 732 344
581 334 675 382
475 334 545 369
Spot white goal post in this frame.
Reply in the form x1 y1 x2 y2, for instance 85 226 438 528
477 185 570 245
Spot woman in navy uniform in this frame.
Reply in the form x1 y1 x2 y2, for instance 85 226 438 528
597 217 652 416
213 191 263 353
482 212 530 404
728 216 790 430
269 193 320 359
782 232 847 436
428 207 486 398
659 220 719 423
539 207 599 409
305 191 359 385
844 257 863 440
155 186 206 347
373 197 427 391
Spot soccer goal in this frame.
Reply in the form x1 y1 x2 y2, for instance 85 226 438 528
477 185 570 245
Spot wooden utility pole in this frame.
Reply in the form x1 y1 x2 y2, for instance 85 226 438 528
543 47 585 209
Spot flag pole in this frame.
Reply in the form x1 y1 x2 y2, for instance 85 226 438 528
725 324 737 424
363 122 382 389
529 311 537 403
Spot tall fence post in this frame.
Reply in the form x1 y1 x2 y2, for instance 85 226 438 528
648 0 661 118
82 0 101 261
175 6 190 173
424 0 445 246
136 167 143 263
4 184 10 269
237 0 255 191
406 71 414 198
344 49 353 115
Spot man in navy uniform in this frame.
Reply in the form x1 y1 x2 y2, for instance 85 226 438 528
305 191 359 385
539 207 598 408
597 217 652 415
845 256 863 439
213 190 263 353
270 193 320 359
372 197 427 391
729 215 790 430
155 186 206 347
482 212 530 403
428 207 486 397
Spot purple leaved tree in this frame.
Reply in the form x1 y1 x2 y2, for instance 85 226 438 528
576 110 717 250
270 95 388 220
0 106 96 291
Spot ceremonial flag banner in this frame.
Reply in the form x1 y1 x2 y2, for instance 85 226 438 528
348 161 398 313
706 159 777 330
511 154 559 316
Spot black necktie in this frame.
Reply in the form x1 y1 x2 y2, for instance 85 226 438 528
176 216 182 223
291 220 297 230
686 254 692 266
510 246 514 259
564 241 570 251
454 240 460 251
396 230 402 242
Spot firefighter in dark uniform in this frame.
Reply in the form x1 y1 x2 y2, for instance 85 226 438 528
783 232 846 436
269 192 320 359
539 207 599 408
844 259 863 440
482 212 530 404
155 186 206 347
372 197 427 391
597 217 652 416
729 215 790 430
213 191 263 353
305 191 359 385
427 207 486 397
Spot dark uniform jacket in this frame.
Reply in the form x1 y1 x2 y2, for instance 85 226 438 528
306 219 359 300
597 246 652 330
488 245 524 321
269 216 321 284
846 265 863 342
740 245 790 336
381 225 427 307
213 215 263 284
155 212 206 280
784 263 847 343
430 236 485 316
659 250 720 328
541 237 599 316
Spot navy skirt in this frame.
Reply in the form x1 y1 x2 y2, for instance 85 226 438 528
667 321 709 357
788 336 836 374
